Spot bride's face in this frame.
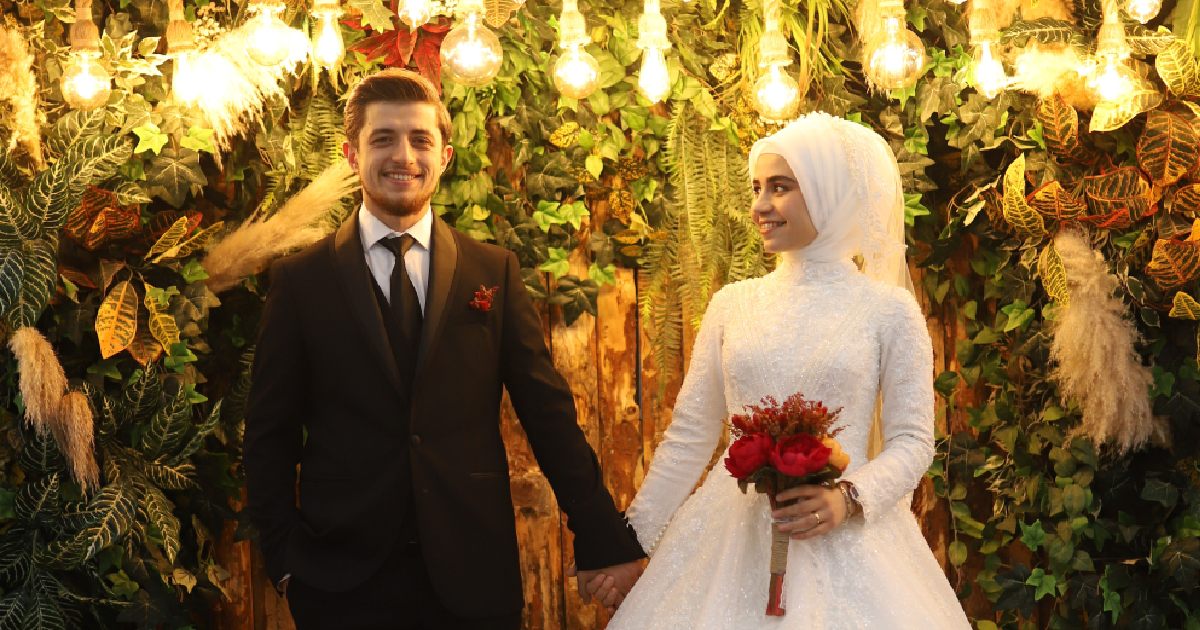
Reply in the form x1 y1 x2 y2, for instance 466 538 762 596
751 153 818 253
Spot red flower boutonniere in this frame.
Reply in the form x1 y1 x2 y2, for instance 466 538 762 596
469 285 499 312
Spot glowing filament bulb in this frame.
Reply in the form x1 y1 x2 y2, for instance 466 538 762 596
553 46 601 99
172 52 203 105
753 65 800 120
441 13 504 87
866 16 926 90
972 41 1007 98
638 46 670 103
61 52 111 110
1091 55 1134 102
400 0 435 28
247 3 292 66
313 11 344 69
1125 0 1162 23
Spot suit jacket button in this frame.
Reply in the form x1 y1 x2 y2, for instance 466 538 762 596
410 434 421 446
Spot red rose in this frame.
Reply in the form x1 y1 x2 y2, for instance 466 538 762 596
725 434 774 479
769 434 832 478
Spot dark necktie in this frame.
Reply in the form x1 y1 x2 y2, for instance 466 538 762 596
379 235 423 354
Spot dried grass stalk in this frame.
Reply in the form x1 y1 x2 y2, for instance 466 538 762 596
54 391 100 490
9 326 67 435
1050 230 1168 454
203 160 357 293
0 24 44 168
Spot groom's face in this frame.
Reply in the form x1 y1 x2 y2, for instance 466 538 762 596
346 101 454 220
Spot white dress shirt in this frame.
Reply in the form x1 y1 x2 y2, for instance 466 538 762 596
358 204 432 313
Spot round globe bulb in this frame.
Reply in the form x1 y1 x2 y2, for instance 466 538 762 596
1090 56 1135 102
441 14 504 87
972 41 1008 99
313 12 344 69
638 47 671 104
753 65 800 121
247 5 292 66
1125 0 1162 23
61 52 111 110
866 17 927 90
553 46 601 99
400 0 435 28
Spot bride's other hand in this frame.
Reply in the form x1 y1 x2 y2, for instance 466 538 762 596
772 484 847 540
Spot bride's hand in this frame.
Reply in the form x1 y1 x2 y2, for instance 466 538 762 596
771 484 847 540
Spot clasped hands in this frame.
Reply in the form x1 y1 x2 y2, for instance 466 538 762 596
568 559 645 613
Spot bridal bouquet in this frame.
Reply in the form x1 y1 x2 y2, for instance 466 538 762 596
724 393 849 616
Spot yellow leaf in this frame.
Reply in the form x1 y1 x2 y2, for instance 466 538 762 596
1147 238 1200 289
1155 40 1200 97
1169 291 1200 319
127 315 164 365
1089 88 1163 133
549 122 581 149
96 280 139 359
145 217 191 262
143 284 180 349
152 221 225 263
1039 243 1070 306
1002 155 1047 239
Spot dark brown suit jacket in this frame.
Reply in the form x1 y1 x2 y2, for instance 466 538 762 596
244 212 644 617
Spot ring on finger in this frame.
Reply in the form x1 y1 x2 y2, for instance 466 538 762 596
812 510 822 526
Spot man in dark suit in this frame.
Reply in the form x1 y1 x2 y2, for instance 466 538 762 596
244 68 644 629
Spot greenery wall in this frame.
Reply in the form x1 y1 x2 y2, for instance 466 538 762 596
0 0 1198 626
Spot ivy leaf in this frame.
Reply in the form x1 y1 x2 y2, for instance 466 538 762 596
146 147 207 208
1025 567 1059 600
585 155 604 179
539 247 570 279
346 0 396 33
588 262 616 286
1160 537 1200 590
948 540 968 566
1140 478 1179 508
132 123 169 155
1020 519 1047 550
934 371 960 397
1001 300 1036 332
179 126 215 154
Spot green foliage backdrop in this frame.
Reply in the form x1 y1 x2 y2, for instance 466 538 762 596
0 0 1199 626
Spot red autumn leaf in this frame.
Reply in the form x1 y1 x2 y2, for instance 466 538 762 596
412 23 449 88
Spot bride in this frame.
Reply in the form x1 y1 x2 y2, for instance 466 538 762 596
604 113 970 628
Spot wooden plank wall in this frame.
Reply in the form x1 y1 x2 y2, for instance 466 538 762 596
217 266 965 629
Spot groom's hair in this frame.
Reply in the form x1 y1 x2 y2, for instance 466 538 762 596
344 68 453 147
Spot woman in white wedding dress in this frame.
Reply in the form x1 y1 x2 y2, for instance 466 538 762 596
607 113 970 629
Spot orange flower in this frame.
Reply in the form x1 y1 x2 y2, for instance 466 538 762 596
822 437 850 471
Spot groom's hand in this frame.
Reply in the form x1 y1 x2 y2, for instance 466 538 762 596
569 560 644 611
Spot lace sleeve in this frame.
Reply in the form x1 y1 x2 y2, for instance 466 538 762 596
841 288 935 521
625 288 730 554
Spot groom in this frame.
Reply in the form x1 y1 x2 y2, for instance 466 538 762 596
244 68 644 628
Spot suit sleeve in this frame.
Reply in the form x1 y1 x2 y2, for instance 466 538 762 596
244 260 306 583
498 251 646 569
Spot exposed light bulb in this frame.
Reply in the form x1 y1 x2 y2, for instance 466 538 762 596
247 3 292 66
1125 0 1162 23
866 16 927 90
400 0 435 28
61 51 111 110
638 46 670 103
312 10 344 69
1090 55 1134 102
972 40 1008 98
553 46 601 99
753 64 800 121
441 13 504 87
172 52 203 105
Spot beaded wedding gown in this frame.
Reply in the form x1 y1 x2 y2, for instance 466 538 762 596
609 257 970 629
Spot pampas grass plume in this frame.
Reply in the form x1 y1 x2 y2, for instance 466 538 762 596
0 25 45 168
9 327 67 435
203 160 358 293
55 391 100 490
1050 230 1168 454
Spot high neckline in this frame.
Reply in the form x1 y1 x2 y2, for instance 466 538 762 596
771 251 858 285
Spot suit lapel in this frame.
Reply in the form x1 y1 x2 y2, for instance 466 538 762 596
332 213 406 396
416 216 459 377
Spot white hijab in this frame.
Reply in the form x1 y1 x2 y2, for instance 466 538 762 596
748 112 912 293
